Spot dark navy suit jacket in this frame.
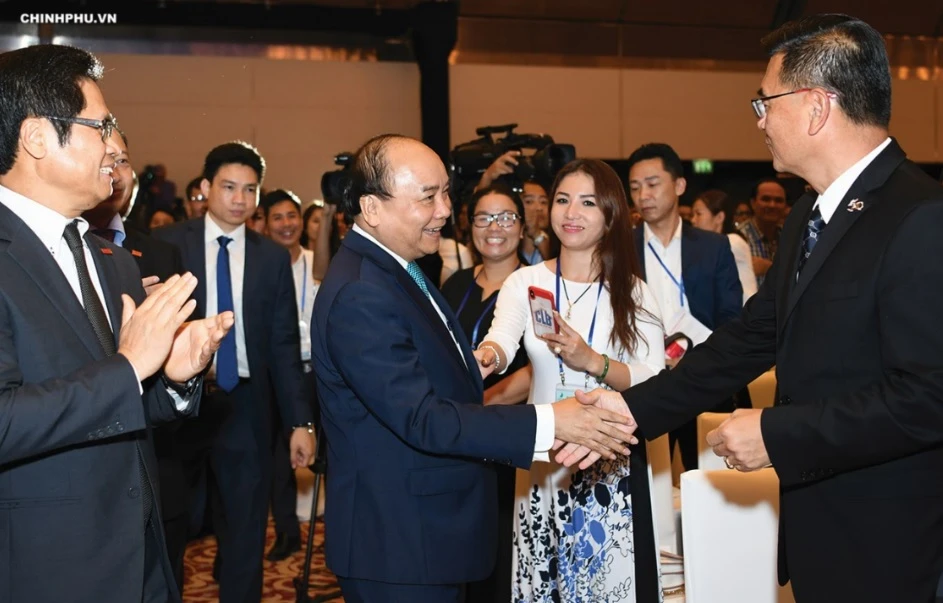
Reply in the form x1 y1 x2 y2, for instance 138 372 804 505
312 230 538 584
154 217 312 433
635 221 742 331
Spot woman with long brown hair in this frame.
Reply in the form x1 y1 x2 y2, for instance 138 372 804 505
478 159 665 601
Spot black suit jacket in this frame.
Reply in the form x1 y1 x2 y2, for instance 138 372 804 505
623 139 943 602
635 221 742 331
122 226 183 283
0 203 196 602
154 217 312 432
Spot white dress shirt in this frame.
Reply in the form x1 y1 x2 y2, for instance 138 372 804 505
0 185 189 408
351 224 555 459
204 214 250 378
815 137 892 223
292 248 318 361
643 218 689 321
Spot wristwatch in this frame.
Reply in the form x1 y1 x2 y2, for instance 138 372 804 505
161 374 201 398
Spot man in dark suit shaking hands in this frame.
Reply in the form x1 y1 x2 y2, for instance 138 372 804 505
0 44 234 602
565 14 943 602
312 134 638 603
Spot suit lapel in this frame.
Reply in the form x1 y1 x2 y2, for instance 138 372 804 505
0 205 103 359
776 193 815 334
679 224 697 304
783 140 906 323
185 219 207 319
427 282 483 394
243 231 261 336
345 232 472 374
85 233 125 341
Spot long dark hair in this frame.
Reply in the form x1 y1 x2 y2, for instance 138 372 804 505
551 159 647 354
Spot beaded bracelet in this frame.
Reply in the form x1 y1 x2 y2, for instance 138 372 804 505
477 344 503 372
594 353 610 384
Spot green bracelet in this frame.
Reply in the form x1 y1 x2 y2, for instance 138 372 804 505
594 354 610 383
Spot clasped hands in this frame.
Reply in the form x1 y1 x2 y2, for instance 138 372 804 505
551 391 772 472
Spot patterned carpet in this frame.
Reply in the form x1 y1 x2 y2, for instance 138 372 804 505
182 519 345 602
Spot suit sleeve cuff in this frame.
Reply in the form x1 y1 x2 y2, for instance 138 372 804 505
532 404 555 462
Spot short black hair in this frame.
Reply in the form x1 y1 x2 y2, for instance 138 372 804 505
626 143 684 180
341 133 412 218
762 14 891 128
751 178 786 199
0 44 104 176
202 141 266 184
185 177 202 194
260 188 301 218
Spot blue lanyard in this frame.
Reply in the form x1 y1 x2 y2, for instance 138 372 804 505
555 260 604 386
455 264 520 347
299 254 308 313
647 242 685 307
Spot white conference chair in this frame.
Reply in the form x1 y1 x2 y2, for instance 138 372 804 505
680 469 795 603
696 412 731 471
648 434 679 555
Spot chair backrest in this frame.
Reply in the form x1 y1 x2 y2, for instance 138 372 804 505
647 434 678 555
748 370 778 409
680 469 795 603
696 412 730 471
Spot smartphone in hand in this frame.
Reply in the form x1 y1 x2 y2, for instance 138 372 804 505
528 286 559 337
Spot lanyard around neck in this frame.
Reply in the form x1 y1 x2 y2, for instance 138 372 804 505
647 241 684 307
555 259 604 386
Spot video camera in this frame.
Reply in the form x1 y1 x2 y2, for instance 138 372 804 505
320 152 354 206
449 124 576 199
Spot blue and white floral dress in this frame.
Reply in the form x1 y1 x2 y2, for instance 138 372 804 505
484 265 665 603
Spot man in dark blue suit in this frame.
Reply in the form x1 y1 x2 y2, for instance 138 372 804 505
154 142 315 602
311 134 638 603
628 143 743 470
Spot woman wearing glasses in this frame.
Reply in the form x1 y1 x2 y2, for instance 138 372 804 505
478 159 665 602
441 183 533 603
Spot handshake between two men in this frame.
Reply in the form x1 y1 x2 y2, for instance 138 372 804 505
475 349 771 471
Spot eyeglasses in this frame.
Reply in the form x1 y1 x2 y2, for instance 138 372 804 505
751 88 841 119
44 113 119 143
189 194 206 203
472 211 520 228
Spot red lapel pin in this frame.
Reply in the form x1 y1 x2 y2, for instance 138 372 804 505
131 249 142 257
101 247 113 255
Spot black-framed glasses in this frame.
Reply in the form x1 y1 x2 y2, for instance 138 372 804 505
472 211 520 228
751 88 816 119
44 113 118 142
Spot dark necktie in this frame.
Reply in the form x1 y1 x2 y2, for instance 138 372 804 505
63 220 153 526
797 205 826 275
215 236 239 392
93 228 117 243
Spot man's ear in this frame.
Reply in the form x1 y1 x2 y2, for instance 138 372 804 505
674 176 687 198
808 89 832 136
360 194 381 228
20 117 49 161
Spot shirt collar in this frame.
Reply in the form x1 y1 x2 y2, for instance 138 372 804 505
815 137 892 224
205 212 246 245
352 223 409 270
0 184 89 251
642 216 682 248
105 213 127 246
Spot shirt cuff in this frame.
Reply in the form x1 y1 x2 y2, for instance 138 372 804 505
165 386 195 412
130 363 144 396
532 404 556 463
